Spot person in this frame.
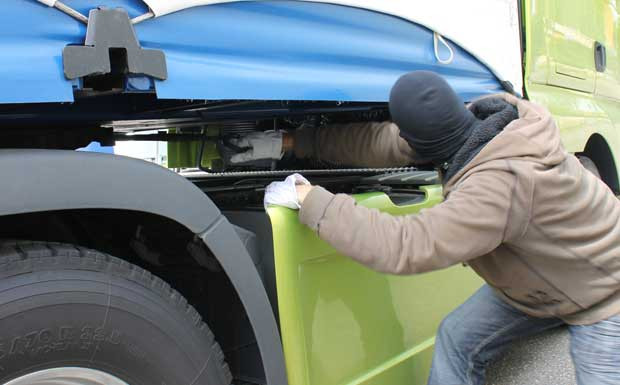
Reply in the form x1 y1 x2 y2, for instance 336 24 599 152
233 70 620 385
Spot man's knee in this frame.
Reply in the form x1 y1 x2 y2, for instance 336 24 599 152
436 311 469 357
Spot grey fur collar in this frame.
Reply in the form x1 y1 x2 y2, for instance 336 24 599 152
443 98 519 183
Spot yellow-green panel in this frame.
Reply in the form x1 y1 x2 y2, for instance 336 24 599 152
523 0 620 185
592 0 620 100
167 127 221 169
540 0 597 92
268 186 483 385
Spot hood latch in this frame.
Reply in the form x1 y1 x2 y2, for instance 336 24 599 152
63 7 167 81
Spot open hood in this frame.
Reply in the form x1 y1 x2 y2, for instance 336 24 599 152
141 0 523 94
16 0 508 104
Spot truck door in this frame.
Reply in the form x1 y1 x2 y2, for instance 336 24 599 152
524 0 616 156
544 0 597 93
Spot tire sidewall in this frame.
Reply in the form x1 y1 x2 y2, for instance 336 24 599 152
0 259 227 385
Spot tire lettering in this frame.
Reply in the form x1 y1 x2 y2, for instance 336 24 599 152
0 326 126 361
80 326 93 340
23 331 38 349
38 329 52 344
59 326 75 341
9 336 24 355
0 339 6 360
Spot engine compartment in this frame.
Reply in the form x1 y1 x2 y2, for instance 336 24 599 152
115 100 395 172
151 105 438 206
0 96 438 206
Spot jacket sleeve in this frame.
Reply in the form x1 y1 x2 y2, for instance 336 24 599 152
294 121 418 167
298 170 518 274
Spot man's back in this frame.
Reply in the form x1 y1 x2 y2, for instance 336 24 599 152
472 151 620 324
434 93 620 324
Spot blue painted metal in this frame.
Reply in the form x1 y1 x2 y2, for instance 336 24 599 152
0 0 148 104
77 141 114 154
1 0 502 104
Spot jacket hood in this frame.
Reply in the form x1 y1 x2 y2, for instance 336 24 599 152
444 93 567 191
442 97 519 182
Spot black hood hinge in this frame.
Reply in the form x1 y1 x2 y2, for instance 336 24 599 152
63 7 167 81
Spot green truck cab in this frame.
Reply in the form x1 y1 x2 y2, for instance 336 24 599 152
0 1 617 384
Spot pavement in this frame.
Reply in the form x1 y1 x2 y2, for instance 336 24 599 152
486 327 576 385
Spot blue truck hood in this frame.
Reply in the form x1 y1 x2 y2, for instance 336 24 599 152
2 0 503 104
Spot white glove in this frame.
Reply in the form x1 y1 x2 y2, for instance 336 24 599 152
229 131 283 164
264 173 310 210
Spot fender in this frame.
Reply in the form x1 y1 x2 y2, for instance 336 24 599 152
0 149 287 385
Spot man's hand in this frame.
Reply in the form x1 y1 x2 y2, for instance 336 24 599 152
295 184 313 205
263 173 310 209
228 131 284 164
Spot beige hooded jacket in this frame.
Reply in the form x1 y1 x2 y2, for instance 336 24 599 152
296 93 620 325
294 120 417 167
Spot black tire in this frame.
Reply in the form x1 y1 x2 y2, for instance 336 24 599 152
0 240 232 385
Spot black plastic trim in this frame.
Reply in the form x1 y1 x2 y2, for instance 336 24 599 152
584 134 619 193
63 7 167 80
199 221 287 385
595 41 607 73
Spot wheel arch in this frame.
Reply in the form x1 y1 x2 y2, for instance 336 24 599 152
581 133 620 194
0 149 287 385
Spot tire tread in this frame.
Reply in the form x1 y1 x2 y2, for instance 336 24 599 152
0 240 233 384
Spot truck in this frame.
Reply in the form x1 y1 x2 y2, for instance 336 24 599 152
0 1 617 384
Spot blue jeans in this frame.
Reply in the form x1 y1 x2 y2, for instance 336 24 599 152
428 285 620 385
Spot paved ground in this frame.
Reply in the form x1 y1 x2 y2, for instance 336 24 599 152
486 327 576 385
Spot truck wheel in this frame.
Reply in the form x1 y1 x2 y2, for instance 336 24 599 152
0 241 232 385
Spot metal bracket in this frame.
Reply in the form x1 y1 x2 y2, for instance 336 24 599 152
63 7 167 81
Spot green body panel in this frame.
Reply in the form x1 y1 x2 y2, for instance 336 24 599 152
167 127 221 169
168 140 217 168
523 0 620 185
267 186 483 385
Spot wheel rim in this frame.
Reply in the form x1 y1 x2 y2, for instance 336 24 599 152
5 367 129 385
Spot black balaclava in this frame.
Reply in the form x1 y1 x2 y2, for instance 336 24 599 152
389 70 478 165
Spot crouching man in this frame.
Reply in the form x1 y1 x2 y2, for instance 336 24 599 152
236 71 620 385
